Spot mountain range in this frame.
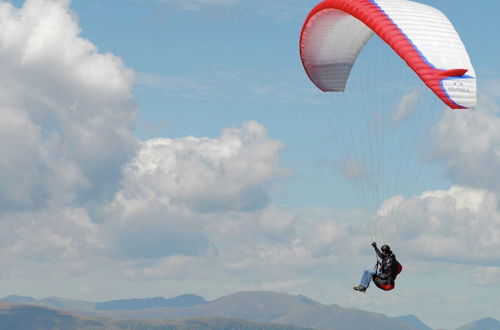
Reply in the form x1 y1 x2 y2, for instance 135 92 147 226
0 302 313 330
1 291 498 330
456 317 500 330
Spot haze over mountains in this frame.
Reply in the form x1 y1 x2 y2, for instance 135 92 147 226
0 302 313 330
1 291 498 330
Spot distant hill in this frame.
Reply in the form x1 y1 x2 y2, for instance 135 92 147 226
92 291 323 321
1 291 428 330
0 302 314 330
273 304 417 330
456 317 500 330
37 297 95 312
117 318 315 330
392 315 432 330
1 293 206 312
94 294 207 310
1 295 36 304
91 291 421 330
0 303 110 330
2 291 495 330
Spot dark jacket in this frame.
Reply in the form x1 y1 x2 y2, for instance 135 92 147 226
374 246 398 285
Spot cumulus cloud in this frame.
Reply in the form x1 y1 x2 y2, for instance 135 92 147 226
113 120 285 214
101 121 287 260
0 205 104 278
376 185 500 265
0 0 140 278
0 0 137 212
0 0 291 272
431 97 500 193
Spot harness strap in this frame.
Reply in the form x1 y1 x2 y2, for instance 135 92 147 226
374 260 380 273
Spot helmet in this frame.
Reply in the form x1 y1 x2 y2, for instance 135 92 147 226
381 245 391 255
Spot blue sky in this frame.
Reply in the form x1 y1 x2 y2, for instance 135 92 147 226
0 0 499 329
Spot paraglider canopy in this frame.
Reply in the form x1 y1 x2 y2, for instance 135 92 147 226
300 0 476 109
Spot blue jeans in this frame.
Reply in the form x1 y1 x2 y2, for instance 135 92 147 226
360 269 376 288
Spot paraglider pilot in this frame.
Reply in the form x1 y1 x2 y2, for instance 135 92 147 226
353 242 401 292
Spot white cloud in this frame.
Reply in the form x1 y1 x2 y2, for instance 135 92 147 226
0 206 104 276
100 121 288 260
0 0 138 279
376 195 405 217
431 97 500 193
255 206 296 239
113 121 285 214
0 0 137 211
375 185 500 265
392 90 420 124
302 220 348 258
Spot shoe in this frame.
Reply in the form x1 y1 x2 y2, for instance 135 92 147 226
353 285 366 292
